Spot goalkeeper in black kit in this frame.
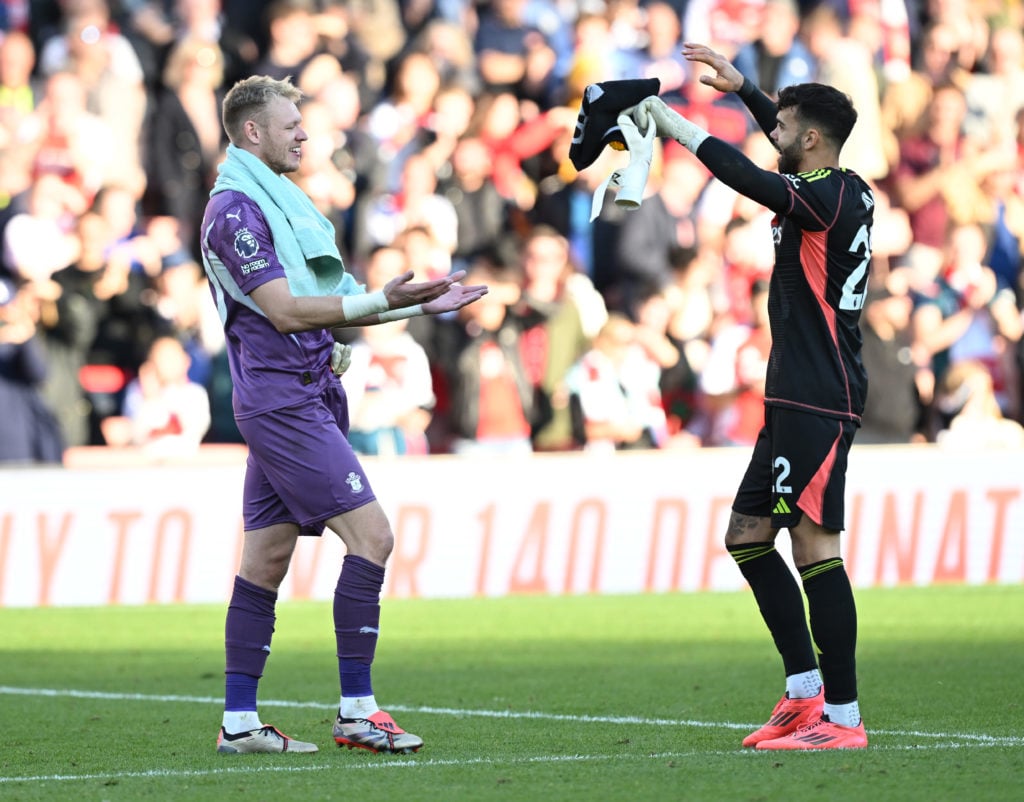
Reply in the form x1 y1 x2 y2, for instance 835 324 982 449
632 42 872 749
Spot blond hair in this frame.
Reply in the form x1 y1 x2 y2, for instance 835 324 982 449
222 75 303 144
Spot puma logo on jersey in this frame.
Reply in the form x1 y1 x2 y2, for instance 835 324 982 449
226 209 241 221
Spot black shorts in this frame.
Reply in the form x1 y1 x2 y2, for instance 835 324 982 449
732 406 856 531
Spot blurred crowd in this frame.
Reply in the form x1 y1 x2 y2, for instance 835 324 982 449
2 0 1024 464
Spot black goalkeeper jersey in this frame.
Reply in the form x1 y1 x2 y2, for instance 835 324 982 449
693 82 874 424
763 167 873 422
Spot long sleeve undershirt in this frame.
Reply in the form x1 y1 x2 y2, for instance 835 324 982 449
690 78 789 215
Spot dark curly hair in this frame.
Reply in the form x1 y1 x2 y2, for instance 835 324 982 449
777 83 858 150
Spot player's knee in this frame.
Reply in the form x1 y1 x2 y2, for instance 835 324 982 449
789 518 841 565
373 529 394 563
724 511 774 547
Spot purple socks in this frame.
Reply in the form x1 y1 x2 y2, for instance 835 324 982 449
334 554 385 699
224 575 277 711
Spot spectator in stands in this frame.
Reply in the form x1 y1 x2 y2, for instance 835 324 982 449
619 1 688 101
890 82 1013 250
662 244 716 381
251 0 325 83
37 0 147 194
529 126 627 294
434 254 534 456
469 89 546 209
510 224 606 451
2 171 84 284
407 17 481 96
633 283 702 444
92 183 164 277
698 277 771 446
613 147 711 312
0 276 64 463
362 151 459 262
152 250 224 388
935 358 1024 449
921 0 991 77
732 0 815 98
84 212 174 416
343 245 435 456
144 37 227 260
562 10 619 103
313 0 373 94
440 134 514 272
473 0 557 107
288 98 356 251
846 0 913 87
34 209 111 449
963 24 1024 147
165 0 259 89
858 275 926 444
372 224 453 379
566 312 667 451
103 334 211 457
25 70 117 203
310 70 387 262
0 30 40 144
978 164 1024 295
803 4 890 181
681 0 763 57
413 82 477 185
324 0 405 106
881 20 971 145
363 50 440 191
912 221 1023 434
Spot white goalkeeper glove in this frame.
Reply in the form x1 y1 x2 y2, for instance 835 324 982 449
330 342 352 377
631 96 709 153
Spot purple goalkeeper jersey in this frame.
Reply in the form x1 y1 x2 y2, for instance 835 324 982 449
200 190 335 419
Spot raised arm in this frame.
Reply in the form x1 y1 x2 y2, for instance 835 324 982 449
681 42 779 139
631 95 788 213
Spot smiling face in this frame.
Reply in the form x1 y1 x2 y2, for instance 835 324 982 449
251 95 307 174
772 106 805 174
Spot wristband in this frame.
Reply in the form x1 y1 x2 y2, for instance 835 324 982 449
378 304 423 323
341 290 389 320
737 77 757 100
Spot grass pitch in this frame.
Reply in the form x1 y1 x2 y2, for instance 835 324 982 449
1 585 1021 801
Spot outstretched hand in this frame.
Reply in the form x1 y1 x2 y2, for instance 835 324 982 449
382 270 458 309
681 42 744 94
421 270 489 315
381 269 488 315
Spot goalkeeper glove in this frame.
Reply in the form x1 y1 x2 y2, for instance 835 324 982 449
631 96 709 153
330 342 352 377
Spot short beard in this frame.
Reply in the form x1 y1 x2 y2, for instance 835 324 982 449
268 157 298 175
777 141 803 175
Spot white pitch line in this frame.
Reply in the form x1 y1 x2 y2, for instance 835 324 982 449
0 742 1019 786
1 686 1022 748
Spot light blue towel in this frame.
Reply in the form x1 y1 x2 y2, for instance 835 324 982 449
210 143 362 298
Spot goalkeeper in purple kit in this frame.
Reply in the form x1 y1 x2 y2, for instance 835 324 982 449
630 43 872 750
200 74 487 755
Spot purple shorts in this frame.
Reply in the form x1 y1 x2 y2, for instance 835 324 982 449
237 381 377 536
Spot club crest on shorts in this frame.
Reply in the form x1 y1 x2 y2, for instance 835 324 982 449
345 471 365 493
